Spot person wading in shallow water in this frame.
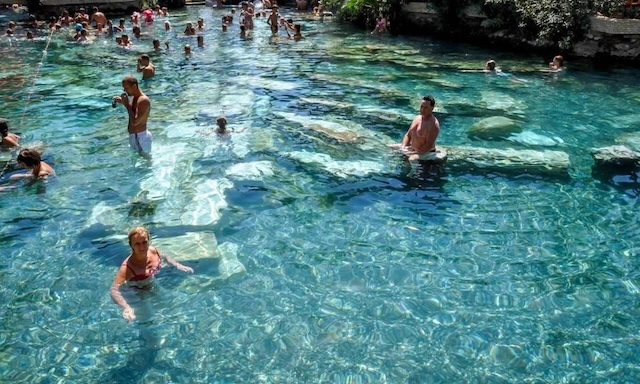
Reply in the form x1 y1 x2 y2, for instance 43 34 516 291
391 95 441 161
110 226 193 322
112 75 152 153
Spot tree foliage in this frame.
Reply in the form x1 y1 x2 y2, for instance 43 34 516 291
326 0 627 49
325 0 406 29
483 0 626 48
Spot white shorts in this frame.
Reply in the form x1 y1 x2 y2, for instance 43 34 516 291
129 130 152 153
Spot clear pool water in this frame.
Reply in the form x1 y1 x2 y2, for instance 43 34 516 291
2 5 640 383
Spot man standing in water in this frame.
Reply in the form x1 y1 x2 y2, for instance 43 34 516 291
113 75 152 153
137 54 155 80
396 95 440 161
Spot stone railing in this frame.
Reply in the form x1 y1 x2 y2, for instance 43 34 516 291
590 15 640 35
402 2 486 19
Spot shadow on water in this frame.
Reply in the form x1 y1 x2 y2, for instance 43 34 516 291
592 165 640 198
98 342 159 384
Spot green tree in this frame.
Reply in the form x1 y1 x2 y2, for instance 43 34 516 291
483 0 626 49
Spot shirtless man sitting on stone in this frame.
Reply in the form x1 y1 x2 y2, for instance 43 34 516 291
390 95 441 161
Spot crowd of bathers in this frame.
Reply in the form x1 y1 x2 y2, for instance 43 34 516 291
0 0 333 190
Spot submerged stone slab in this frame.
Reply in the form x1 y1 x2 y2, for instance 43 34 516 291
468 116 522 140
591 145 640 168
507 131 564 147
444 146 571 175
617 131 640 152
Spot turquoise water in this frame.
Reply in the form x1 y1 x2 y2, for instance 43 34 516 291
2 5 640 383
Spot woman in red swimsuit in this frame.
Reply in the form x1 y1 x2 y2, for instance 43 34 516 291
110 226 194 321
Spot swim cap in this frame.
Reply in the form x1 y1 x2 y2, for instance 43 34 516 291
75 23 83 31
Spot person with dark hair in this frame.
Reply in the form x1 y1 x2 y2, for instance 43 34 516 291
391 95 440 161
137 54 155 80
216 115 228 134
12 148 55 179
90 6 107 28
112 75 152 153
0 118 19 148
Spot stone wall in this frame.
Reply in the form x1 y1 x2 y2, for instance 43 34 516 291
401 2 640 61
573 15 640 59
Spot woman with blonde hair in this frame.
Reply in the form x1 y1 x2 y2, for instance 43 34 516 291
110 226 193 321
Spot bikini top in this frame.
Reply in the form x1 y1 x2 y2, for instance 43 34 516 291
126 252 162 282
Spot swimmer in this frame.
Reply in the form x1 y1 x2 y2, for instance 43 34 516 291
110 227 193 322
164 20 171 31
184 44 192 55
371 14 388 35
116 18 126 31
0 118 19 148
184 22 196 36
549 55 564 71
77 28 89 42
152 39 162 51
241 2 254 30
75 8 89 23
112 75 152 153
216 115 228 134
59 10 74 26
197 17 205 30
292 24 303 40
120 34 132 47
267 6 279 34
137 54 155 80
390 95 440 161
131 25 140 39
10 148 55 180
48 16 57 29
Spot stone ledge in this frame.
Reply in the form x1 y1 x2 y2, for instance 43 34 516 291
590 15 640 35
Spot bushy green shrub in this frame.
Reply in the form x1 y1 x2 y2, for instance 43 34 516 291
483 0 626 48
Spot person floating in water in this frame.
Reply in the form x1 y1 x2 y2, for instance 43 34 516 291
112 75 152 154
389 95 441 161
485 59 498 71
110 227 193 322
548 55 564 71
216 115 228 135
10 148 55 180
